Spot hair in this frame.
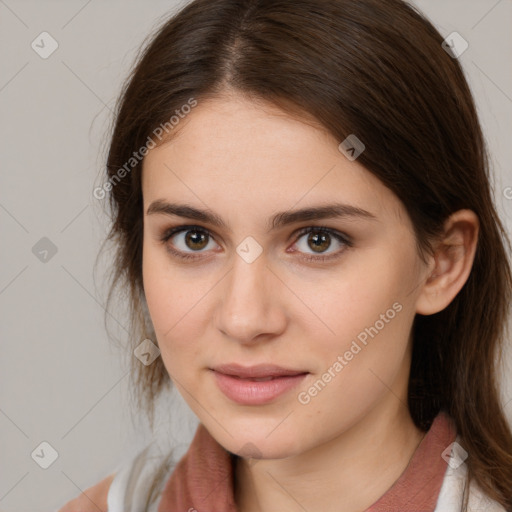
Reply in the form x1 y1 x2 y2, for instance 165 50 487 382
97 0 512 509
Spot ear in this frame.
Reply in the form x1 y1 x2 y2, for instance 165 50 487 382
415 209 479 315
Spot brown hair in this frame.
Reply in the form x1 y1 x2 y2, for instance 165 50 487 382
98 0 512 509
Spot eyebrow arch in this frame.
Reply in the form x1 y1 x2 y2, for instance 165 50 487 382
146 200 377 231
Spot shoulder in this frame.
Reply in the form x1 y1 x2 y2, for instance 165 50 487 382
435 443 507 512
57 472 115 512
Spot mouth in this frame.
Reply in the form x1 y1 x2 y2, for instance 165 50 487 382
211 363 309 378
210 363 309 405
228 375 284 382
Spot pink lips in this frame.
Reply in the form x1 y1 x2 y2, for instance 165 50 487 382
211 363 309 405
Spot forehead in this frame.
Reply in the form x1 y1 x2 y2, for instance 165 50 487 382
141 95 403 224
146 95 339 173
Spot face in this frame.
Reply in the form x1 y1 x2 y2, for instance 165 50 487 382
141 93 429 460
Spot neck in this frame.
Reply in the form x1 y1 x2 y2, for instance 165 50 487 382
234 402 426 512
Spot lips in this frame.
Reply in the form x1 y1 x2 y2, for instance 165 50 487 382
212 363 308 379
210 363 309 405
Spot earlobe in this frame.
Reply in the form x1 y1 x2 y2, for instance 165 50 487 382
415 210 479 316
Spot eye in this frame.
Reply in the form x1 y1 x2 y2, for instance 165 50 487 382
160 225 219 260
290 226 352 262
159 225 352 262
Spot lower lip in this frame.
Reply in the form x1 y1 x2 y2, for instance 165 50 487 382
212 370 308 405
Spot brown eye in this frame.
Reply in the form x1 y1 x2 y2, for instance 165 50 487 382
184 230 209 251
291 226 353 262
160 226 218 260
306 231 332 253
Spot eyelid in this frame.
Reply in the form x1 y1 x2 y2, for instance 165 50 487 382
159 224 216 246
292 226 352 246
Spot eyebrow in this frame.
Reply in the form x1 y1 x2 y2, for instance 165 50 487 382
146 200 377 231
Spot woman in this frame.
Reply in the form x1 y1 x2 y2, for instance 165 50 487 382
59 0 512 510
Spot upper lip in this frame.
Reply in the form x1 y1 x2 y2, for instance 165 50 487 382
211 363 309 379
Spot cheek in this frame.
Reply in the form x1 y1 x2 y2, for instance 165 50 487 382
294 291 413 439
304 247 417 397
142 243 195 365
313 256 407 349
309 300 410 392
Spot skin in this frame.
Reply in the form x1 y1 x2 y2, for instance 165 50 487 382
140 92 479 512
57 472 114 511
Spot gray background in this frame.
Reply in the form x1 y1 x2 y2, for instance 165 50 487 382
1 1 511 511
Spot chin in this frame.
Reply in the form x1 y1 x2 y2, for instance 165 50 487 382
206 416 305 460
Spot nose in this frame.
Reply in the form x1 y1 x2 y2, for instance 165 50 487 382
214 251 287 345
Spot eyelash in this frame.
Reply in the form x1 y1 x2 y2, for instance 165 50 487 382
159 225 353 263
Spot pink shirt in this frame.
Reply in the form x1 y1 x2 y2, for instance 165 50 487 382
158 411 457 511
